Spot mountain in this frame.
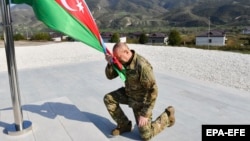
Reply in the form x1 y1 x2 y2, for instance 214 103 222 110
3 0 250 34
86 0 250 28
9 4 48 34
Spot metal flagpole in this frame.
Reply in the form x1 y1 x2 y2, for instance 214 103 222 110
0 0 32 135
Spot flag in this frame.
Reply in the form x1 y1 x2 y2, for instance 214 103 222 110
11 0 126 81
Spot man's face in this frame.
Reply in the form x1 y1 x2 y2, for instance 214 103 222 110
113 48 128 64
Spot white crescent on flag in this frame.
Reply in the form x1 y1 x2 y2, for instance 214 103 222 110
60 0 77 11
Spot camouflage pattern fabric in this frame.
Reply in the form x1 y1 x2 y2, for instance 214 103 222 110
104 50 171 140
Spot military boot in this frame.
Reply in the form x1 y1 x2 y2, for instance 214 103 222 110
112 121 132 136
165 106 175 127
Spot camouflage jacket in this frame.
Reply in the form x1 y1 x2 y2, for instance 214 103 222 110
105 50 158 118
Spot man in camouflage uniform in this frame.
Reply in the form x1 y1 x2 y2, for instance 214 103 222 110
104 42 175 141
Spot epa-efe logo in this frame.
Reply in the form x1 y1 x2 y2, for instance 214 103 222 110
206 128 245 136
202 125 249 141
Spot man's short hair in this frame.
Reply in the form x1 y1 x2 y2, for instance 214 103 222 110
113 42 129 52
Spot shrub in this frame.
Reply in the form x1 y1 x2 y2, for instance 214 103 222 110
13 33 25 41
168 29 182 46
138 33 148 44
30 32 51 41
110 33 120 43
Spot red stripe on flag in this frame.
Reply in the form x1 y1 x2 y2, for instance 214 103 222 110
55 0 101 42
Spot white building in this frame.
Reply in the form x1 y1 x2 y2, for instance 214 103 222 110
119 37 127 43
196 30 227 46
242 27 250 34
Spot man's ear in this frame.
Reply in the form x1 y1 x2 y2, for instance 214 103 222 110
124 49 129 54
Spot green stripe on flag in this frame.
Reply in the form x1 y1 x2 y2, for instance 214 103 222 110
12 0 103 52
12 0 126 81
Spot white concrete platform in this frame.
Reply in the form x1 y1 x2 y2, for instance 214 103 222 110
0 61 250 141
0 97 109 141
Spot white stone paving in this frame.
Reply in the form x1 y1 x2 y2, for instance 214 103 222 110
0 42 250 141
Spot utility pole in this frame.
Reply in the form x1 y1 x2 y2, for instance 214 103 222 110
208 17 210 49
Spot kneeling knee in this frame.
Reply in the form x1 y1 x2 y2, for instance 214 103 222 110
103 93 112 104
139 127 152 141
140 135 151 141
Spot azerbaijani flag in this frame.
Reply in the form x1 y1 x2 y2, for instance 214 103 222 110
11 0 126 81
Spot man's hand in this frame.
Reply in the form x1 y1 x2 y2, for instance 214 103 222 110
105 53 113 65
138 116 149 127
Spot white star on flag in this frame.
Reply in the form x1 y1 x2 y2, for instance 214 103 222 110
76 0 84 13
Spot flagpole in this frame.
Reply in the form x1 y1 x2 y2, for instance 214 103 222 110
0 0 32 135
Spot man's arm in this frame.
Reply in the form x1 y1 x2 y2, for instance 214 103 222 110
139 65 158 118
105 54 119 79
137 64 158 127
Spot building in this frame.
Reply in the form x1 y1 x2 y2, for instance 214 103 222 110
196 30 227 46
127 32 142 40
101 32 112 43
147 33 168 45
242 27 250 34
49 32 65 41
119 37 127 43
100 32 167 44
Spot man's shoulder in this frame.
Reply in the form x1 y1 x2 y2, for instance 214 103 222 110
134 53 150 63
134 53 153 70
133 51 146 61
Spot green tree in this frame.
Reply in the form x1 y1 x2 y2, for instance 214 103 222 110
0 35 4 40
138 33 148 44
110 33 120 43
30 32 51 41
168 30 181 46
13 33 25 41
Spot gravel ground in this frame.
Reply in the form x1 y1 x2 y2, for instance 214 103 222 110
0 41 249 92
0 40 58 47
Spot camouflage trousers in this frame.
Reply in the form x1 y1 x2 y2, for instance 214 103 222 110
103 87 171 141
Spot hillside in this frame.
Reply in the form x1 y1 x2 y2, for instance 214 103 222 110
84 0 250 28
3 0 250 34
